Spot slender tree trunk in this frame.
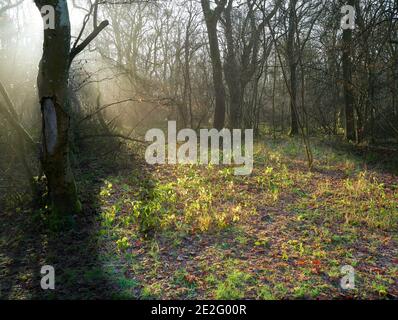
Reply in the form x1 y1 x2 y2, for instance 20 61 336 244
34 0 81 217
368 71 375 143
287 0 299 136
272 53 277 139
182 18 192 128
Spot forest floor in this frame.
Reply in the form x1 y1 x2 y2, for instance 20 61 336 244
0 136 397 299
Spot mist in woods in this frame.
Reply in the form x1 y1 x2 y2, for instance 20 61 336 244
0 0 397 300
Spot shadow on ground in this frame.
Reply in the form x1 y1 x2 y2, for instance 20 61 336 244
0 139 152 299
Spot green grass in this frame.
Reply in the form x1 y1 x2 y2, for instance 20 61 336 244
91 137 397 299
2 136 397 299
214 271 252 300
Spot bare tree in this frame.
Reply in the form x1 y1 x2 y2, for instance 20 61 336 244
341 0 355 141
201 0 227 130
34 0 108 217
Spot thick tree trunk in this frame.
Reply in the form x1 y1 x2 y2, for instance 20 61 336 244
224 0 241 129
201 0 226 130
35 0 81 216
342 0 355 141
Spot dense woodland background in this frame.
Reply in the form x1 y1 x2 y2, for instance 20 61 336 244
0 0 397 299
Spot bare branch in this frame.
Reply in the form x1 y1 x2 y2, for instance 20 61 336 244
69 19 110 65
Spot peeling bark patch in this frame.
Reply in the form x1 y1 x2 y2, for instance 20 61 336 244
42 98 58 155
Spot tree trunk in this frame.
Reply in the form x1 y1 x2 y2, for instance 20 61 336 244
342 0 355 141
34 0 81 217
223 0 241 129
182 16 192 128
287 0 299 136
201 0 226 130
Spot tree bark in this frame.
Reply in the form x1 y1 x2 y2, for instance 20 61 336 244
342 0 355 141
287 0 299 136
223 0 241 129
34 0 81 217
201 0 227 130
